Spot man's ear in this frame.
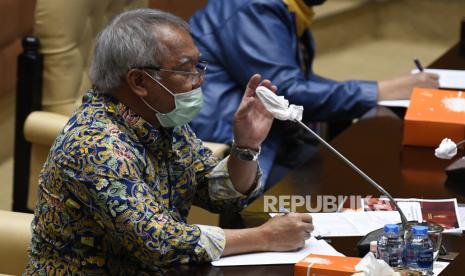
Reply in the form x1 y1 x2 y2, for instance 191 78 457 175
126 69 148 97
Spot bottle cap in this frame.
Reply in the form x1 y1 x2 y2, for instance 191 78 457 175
384 224 400 234
412 225 428 235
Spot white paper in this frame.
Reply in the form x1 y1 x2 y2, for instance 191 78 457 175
397 198 463 234
271 211 402 237
362 198 463 234
459 205 465 230
272 199 463 237
395 201 422 222
412 68 465 89
433 261 450 275
378 100 410 108
211 236 343 266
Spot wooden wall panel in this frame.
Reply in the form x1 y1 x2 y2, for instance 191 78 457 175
149 0 208 20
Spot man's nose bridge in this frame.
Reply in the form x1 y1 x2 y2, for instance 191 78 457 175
191 73 204 88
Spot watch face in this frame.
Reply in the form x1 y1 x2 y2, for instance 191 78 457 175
238 151 255 161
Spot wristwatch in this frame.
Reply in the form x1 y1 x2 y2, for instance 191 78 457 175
230 141 261 161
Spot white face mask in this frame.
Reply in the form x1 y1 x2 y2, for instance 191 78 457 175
140 71 203 128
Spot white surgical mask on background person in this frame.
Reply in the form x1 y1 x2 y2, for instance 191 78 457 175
140 71 203 128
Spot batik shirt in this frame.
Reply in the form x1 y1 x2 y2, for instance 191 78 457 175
25 90 263 275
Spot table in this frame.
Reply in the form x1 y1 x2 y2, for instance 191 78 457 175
170 43 465 275
231 111 464 275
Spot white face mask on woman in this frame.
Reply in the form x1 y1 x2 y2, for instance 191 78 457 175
139 71 203 128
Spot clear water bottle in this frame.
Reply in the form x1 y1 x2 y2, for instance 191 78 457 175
377 224 404 267
405 225 434 274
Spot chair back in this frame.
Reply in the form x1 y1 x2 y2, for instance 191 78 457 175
0 0 35 165
0 210 34 276
20 0 148 210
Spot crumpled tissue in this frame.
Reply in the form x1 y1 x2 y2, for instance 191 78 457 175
354 252 400 276
435 138 457 159
255 86 303 121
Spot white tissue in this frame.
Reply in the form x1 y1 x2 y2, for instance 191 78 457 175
435 138 457 159
255 86 303 121
355 252 398 276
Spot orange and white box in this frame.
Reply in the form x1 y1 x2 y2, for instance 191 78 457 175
403 88 465 147
294 254 361 276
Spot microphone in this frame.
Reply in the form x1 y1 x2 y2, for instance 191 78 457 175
294 120 409 227
294 120 446 258
255 85 415 256
255 85 408 226
293 121 419 257
255 85 444 257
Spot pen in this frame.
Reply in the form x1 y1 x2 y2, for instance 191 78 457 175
414 58 424 72
279 208 331 242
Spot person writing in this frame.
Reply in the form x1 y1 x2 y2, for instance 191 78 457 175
188 0 440 188
26 9 313 275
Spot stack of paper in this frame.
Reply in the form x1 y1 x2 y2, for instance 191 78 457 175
270 211 402 237
211 236 343 266
268 198 463 237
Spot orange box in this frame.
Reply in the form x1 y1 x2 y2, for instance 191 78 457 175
403 88 465 147
294 254 361 276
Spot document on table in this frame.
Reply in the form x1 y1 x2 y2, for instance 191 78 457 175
433 261 450 275
379 69 465 107
269 199 463 237
378 100 410 108
459 205 465 230
211 236 343 266
363 198 463 234
412 68 465 89
270 211 403 237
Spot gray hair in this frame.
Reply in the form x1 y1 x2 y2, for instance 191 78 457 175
90 8 190 92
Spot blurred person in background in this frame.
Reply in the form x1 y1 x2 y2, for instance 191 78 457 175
189 0 439 188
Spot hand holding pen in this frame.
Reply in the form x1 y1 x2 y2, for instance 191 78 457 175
278 207 331 242
411 58 440 90
260 209 314 251
377 59 439 100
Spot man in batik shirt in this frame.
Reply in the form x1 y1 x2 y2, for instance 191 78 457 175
26 9 313 275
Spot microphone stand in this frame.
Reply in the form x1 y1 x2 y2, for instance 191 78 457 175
295 120 408 227
295 120 447 258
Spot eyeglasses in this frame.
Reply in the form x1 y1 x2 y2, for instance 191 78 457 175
138 61 208 86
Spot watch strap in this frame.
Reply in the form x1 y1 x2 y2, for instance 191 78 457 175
230 141 261 161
